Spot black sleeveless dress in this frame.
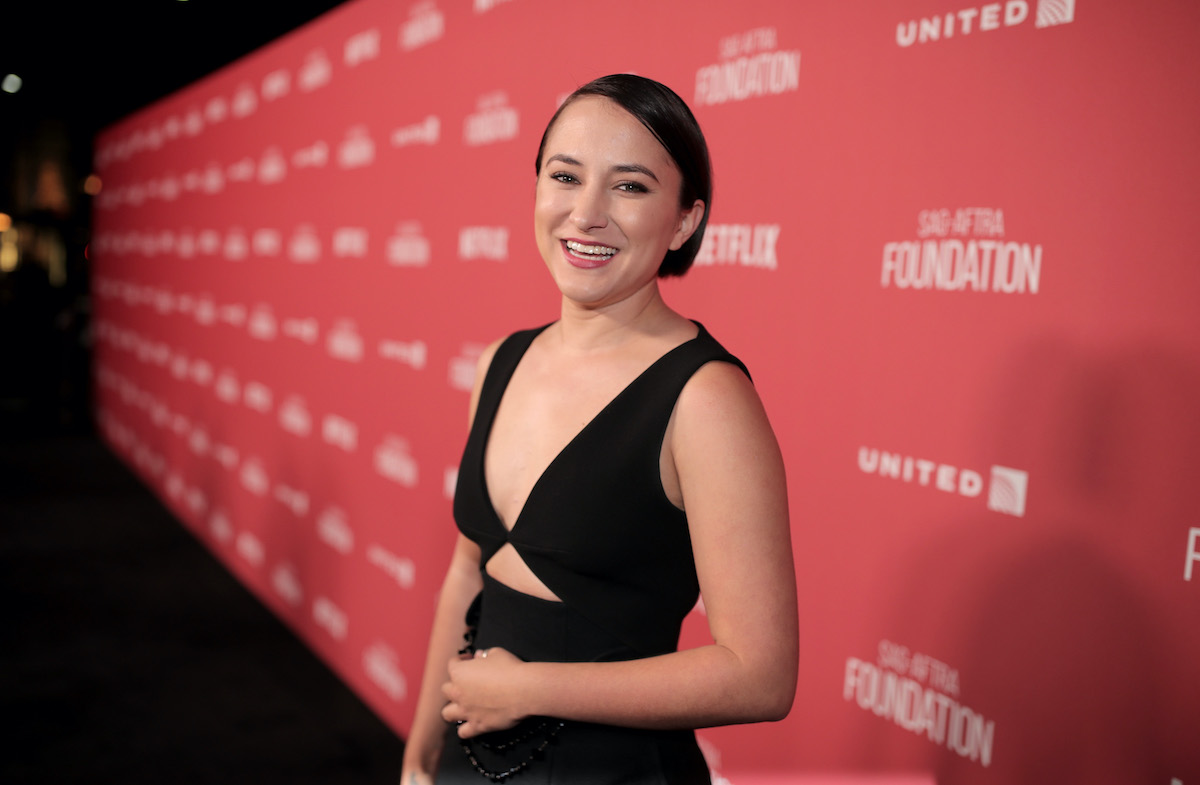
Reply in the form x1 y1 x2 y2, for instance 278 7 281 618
436 322 749 785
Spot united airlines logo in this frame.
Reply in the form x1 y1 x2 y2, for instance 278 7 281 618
1036 0 1076 27
987 465 1028 517
695 27 800 107
391 116 440 148
897 0 1076 46
858 447 1029 517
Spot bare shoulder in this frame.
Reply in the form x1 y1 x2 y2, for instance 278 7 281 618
675 359 766 427
667 358 785 508
466 336 508 426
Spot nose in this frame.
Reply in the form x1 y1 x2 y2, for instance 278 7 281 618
570 184 608 231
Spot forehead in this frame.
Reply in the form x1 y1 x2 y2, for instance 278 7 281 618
543 96 675 170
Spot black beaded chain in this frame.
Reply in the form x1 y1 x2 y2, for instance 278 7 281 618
453 593 567 781
458 719 565 782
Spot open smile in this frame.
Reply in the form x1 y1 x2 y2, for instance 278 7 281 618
563 239 618 267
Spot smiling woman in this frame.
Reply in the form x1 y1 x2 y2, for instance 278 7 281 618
401 74 797 785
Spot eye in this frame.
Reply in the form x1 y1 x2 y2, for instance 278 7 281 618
616 181 648 193
550 172 578 184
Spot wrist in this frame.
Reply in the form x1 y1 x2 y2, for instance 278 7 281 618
512 659 546 718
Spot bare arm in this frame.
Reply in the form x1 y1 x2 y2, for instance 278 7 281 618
443 361 797 736
401 340 502 780
401 534 483 779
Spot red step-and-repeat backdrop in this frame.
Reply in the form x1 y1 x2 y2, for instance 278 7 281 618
91 1 1200 781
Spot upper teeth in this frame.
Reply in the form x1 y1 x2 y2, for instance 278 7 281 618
566 240 617 256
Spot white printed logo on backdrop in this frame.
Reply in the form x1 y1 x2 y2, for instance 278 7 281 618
314 597 349 640
449 343 485 391
392 116 440 149
327 320 365 362
694 224 780 270
339 126 376 168
379 339 427 370
464 92 519 146
318 507 355 554
262 69 291 102
232 83 258 118
858 446 1029 517
897 0 1076 46
881 208 1042 294
322 414 359 452
387 222 431 266
345 29 381 66
375 436 419 488
694 27 801 106
458 227 508 261
289 225 321 263
299 50 332 91
333 227 369 258
401 2 445 50
845 640 996 768
363 642 407 701
259 148 288 184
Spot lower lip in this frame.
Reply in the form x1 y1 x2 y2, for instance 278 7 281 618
562 240 616 269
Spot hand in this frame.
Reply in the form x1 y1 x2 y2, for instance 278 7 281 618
399 770 434 785
441 647 526 738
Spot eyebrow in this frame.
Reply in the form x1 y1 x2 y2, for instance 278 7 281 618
545 154 660 183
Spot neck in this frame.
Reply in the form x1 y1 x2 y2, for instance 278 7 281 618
555 282 682 353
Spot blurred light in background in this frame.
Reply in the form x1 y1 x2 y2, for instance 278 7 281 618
1 225 18 273
2 74 21 93
84 175 102 196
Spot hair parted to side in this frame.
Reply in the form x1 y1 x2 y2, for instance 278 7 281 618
534 74 712 278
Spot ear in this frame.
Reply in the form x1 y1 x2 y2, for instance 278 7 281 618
669 200 706 251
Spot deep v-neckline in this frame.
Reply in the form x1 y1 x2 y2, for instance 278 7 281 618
480 323 704 537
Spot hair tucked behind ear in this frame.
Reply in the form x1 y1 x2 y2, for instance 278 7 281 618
535 74 712 278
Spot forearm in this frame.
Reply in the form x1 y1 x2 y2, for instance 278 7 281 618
403 541 482 773
513 640 796 731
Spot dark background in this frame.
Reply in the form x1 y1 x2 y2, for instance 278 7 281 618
1 0 349 433
1 4 405 782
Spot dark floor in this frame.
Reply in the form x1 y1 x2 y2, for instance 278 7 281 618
0 412 405 784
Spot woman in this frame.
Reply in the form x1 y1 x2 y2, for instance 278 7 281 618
402 74 797 784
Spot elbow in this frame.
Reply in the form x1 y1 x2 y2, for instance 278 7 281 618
757 682 796 723
740 671 797 724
